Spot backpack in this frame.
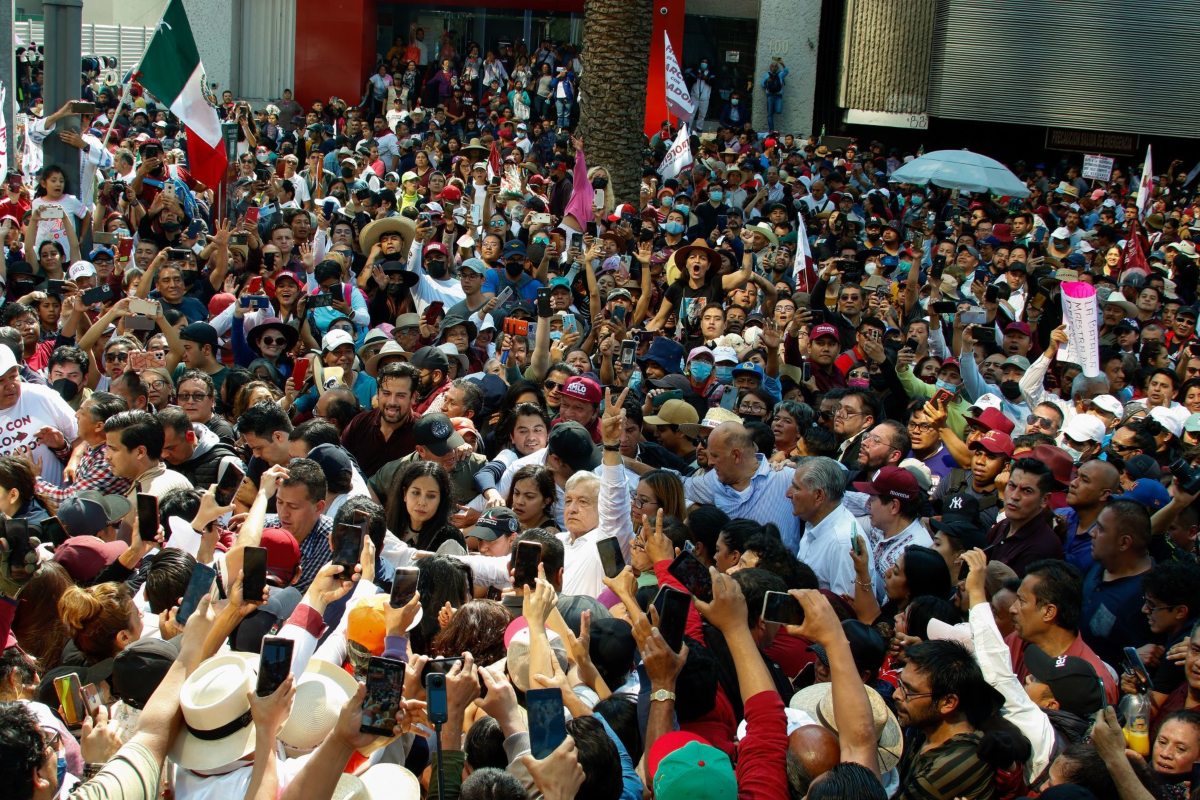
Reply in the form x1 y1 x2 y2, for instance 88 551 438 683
765 72 783 94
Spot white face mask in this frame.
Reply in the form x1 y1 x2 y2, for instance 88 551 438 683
864 262 878 276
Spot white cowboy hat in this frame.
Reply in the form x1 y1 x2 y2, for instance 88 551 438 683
168 652 259 771
789 681 903 772
358 762 422 799
279 657 361 753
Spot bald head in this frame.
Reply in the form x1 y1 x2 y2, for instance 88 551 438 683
712 422 756 454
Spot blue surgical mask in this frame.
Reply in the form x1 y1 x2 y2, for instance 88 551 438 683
709 191 723 202
934 379 958 394
731 99 739 106
690 362 713 382
661 195 674 207
663 221 685 235
549 330 562 341
676 204 691 216
715 366 734 383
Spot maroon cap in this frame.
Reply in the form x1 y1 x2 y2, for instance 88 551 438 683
811 323 840 342
424 241 448 256
53 536 126 583
992 223 1014 243
969 430 1015 458
561 375 601 404
1030 444 1074 486
260 528 301 584
852 466 920 500
1004 321 1033 338
967 407 1015 436
940 357 961 371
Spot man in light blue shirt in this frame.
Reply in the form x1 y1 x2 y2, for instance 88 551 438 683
683 422 801 551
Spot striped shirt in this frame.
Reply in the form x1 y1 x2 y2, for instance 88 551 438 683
896 730 995 800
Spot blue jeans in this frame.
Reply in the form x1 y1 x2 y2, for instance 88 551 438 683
556 98 572 128
766 94 783 131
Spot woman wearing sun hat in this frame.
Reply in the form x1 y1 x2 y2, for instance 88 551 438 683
644 239 771 333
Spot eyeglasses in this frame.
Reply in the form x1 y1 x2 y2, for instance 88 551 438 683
260 336 287 346
1026 415 1055 429
177 392 211 402
895 682 934 701
835 407 864 418
104 351 129 363
1143 597 1179 614
907 422 936 433
739 403 767 413
862 434 899 450
632 495 658 508
42 728 63 751
544 380 563 391
144 379 168 390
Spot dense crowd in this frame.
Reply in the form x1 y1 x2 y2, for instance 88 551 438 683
0 25 1197 800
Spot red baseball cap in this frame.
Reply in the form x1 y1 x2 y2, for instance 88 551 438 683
967 407 1015 436
811 323 840 343
852 466 920 500
969 430 1014 458
561 375 601 404
260 527 301 584
1031 444 1074 486
439 185 463 203
424 241 448 256
1004 321 1033 338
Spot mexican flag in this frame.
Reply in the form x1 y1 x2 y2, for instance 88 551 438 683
138 0 227 189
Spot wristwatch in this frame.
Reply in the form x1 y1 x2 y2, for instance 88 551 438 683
650 689 676 703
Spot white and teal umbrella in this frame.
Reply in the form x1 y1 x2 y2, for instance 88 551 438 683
889 149 1030 198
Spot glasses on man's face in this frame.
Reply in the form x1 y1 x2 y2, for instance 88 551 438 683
740 403 767 414
895 682 934 701
835 406 864 418
862 433 897 450
42 728 63 752
144 379 168 390
1026 414 1055 429
1142 597 1178 614
177 392 210 403
104 351 129 363
907 422 935 433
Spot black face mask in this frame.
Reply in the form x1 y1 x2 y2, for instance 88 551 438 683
591 177 608 190
505 260 524 278
999 380 1022 401
161 221 181 234
51 378 78 402
426 259 448 279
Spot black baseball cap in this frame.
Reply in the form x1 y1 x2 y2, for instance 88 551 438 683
547 421 600 471
306 443 354 482
111 637 180 709
179 321 221 351
413 413 465 456
467 508 520 541
409 345 450 372
1024 644 1105 719
58 490 132 537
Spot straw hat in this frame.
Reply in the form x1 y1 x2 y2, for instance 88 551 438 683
359 215 416 254
168 652 259 771
788 681 903 771
278 657 360 753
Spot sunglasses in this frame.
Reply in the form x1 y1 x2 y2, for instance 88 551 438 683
544 380 563 391
260 336 288 346
104 351 129 363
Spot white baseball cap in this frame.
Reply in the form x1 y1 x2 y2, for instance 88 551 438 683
68 260 97 279
321 329 355 352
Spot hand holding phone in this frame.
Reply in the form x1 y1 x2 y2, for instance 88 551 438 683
256 637 294 696
667 551 713 602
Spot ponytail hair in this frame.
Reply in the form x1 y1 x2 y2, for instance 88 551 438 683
58 582 137 662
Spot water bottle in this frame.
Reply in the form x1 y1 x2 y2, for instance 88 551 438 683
1119 692 1151 757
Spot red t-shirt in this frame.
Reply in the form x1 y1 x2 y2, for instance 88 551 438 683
1006 630 1118 705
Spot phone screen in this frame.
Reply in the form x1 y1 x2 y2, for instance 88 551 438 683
81 683 101 716
390 566 419 608
177 563 216 625
667 551 713 602
360 656 406 735
242 546 268 602
214 461 245 507
762 591 805 626
619 339 637 368
527 688 567 758
512 541 542 589
611 304 627 325
137 493 159 543
1124 646 1153 691
596 537 625 579
55 673 86 726
291 358 310 387
654 587 690 653
330 523 362 577
256 637 294 696
494 286 514 307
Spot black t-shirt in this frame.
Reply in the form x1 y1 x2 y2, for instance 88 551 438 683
664 278 725 333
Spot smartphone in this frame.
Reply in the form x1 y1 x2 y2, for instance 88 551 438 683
957 543 996 582
322 198 338 219
306 293 332 309
801 362 812 383
244 206 260 224
491 176 501 188
176 562 216 625
1124 646 1153 692
40 516 67 548
611 304 627 325
330 523 362 578
561 313 577 335
137 493 158 543
654 586 690 653
291 358 310 387
242 546 267 602
246 276 264 295
930 256 945 282
422 299 444 325
255 636 294 696
960 309 988 325
852 533 864 558
762 590 805 626
214 460 245 507
494 286 514 308
932 387 954 407
128 297 159 317
527 688 567 758
229 233 248 246
82 285 113 305
93 231 119 245
69 99 98 114
667 551 713 602
80 683 101 717
240 295 271 309
595 536 625 580
619 339 637 369
984 285 999 304
512 540 542 589
40 204 63 219
390 566 419 608
187 219 205 239
652 389 684 407
931 301 957 314
47 279 64 297
904 337 920 352
359 656 406 736
716 214 728 231
532 213 552 227
425 670 449 725
536 286 552 318
54 673 86 727
593 188 605 208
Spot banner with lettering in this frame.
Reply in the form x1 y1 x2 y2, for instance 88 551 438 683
663 32 694 123
1059 281 1100 377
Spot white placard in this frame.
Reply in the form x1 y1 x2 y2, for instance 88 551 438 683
1058 281 1100 377
1081 154 1114 182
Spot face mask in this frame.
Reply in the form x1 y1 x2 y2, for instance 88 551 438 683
709 191 723 203
934 379 958 394
676 204 690 217
661 195 674 207
161 221 181 234
701 62 708 69
731 99 739 106
426 259 448 279
864 262 877 276
911 194 924 204
505 260 524 278
848 377 870 389
51 378 78 402
999 380 1023 401
56 753 66 787
690 362 713 382
663 221 685 235
591 177 608 190
549 330 562 341
715 366 734 383
256 151 269 162
1061 445 1084 464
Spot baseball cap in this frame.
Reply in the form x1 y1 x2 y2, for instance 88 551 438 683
68 260 96 280
321 329 355 353
413 413 466 457
1091 395 1123 417
1113 478 1171 512
460 258 488 275
111 638 180 709
1004 322 1033 338
502 240 527 258
1031 444 1074 487
1061 415 1105 445
347 594 389 655
966 407 1015 436
968 430 1014 458
649 734 737 800
852 465 919 500
467 508 520 541
1024 644 1105 719
711 346 739 365
179 322 221 351
57 490 132 538
560 375 601 405
645 399 700 426
811 323 840 342
52 535 127 583
439 185 463 203
808 619 887 678
259 527 301 584
731 362 764 381
547 421 600 471
409 345 451 372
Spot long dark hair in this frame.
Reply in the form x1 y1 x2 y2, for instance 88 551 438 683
411 555 472 655
386 460 454 542
507 463 556 528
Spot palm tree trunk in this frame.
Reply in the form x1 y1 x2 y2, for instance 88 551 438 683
578 0 652 204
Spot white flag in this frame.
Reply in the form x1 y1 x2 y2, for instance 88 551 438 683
663 33 694 123
0 84 8 180
792 205 816 292
659 124 692 180
1136 144 1154 221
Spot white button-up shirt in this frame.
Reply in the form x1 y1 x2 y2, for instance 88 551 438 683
796 504 871 597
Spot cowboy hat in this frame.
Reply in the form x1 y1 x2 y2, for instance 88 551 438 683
359 216 416 254
745 222 779 246
366 340 411 376
279 657 361 753
671 238 726 273
789 681 903 772
358 763 422 800
247 317 299 352
438 342 469 374
461 137 489 157
169 652 259 771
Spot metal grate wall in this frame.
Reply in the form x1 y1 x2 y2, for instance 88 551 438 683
927 0 1200 138
837 0 936 115
15 20 154 74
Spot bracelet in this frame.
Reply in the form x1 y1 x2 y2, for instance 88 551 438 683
855 579 872 589
602 443 620 451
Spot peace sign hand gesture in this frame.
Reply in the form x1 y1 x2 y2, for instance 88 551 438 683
601 386 630 447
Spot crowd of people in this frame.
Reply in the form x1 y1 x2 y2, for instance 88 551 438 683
0 24 1198 800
